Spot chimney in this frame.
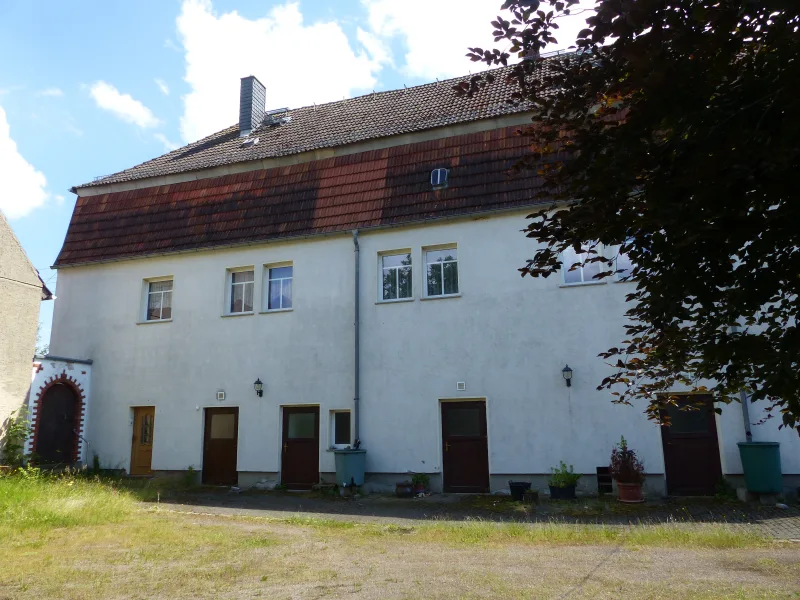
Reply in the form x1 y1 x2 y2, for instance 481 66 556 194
239 75 266 137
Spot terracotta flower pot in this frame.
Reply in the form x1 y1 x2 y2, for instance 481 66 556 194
617 482 644 503
395 482 414 498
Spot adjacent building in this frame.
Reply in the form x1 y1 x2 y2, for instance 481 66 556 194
0 210 51 450
37 67 800 494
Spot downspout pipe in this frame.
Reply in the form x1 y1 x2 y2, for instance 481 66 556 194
731 325 753 441
353 230 361 445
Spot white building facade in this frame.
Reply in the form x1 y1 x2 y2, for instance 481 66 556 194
45 72 800 496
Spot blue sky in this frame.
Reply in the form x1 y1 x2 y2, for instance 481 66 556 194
0 0 588 345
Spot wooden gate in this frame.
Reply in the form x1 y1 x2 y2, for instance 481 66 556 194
34 383 78 465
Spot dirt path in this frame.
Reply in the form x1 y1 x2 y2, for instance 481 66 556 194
154 490 800 540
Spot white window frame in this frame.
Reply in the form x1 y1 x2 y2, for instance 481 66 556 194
140 276 173 323
378 250 413 302
561 243 607 286
225 267 255 315
263 262 293 312
423 245 459 298
330 410 352 449
431 168 449 187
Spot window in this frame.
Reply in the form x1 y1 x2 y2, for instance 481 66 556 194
146 279 173 321
431 168 449 187
562 243 603 284
426 247 459 297
615 250 634 281
229 269 254 313
330 411 351 448
381 252 412 300
140 413 154 445
267 265 293 310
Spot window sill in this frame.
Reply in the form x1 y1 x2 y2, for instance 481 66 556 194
259 308 293 314
136 319 173 325
421 293 461 301
559 281 608 288
376 297 414 305
221 311 255 318
326 446 354 452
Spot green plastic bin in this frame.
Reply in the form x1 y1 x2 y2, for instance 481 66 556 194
333 449 367 487
737 442 782 494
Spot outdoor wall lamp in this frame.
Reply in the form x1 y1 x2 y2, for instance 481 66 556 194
254 378 264 397
562 365 573 387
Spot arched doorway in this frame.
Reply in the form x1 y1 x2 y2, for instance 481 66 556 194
34 383 79 465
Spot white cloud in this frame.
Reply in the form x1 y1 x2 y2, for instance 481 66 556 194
155 78 170 95
154 133 180 151
54 194 65 206
0 106 49 219
176 0 385 143
88 81 160 128
362 0 500 80
36 88 64 97
361 0 596 80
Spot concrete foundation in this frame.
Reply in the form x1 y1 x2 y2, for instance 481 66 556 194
237 471 278 488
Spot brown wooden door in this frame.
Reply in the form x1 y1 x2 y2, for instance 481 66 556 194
35 383 78 465
281 406 319 490
202 408 239 485
661 396 722 495
130 407 155 476
442 401 490 493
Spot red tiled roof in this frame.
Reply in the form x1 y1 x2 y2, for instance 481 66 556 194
56 126 542 267
77 63 551 189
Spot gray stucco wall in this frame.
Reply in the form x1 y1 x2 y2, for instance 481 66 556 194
0 212 43 442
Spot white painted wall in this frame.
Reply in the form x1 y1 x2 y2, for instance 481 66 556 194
51 233 354 474
49 210 800 484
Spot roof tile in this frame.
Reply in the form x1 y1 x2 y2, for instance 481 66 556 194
77 62 552 189
56 125 544 267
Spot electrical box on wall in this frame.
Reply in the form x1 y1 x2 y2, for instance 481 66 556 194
456 382 466 391
216 391 226 401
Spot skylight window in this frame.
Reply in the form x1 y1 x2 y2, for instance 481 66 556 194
431 168 449 188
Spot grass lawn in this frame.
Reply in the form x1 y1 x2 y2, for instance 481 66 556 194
1 473 799 599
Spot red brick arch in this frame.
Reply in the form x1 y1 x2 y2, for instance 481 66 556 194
30 372 86 465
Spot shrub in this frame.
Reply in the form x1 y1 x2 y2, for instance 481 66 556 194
610 436 645 484
549 461 581 488
411 473 430 488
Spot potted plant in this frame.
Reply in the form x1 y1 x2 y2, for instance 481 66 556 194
548 461 581 500
610 436 646 503
395 480 414 498
411 473 429 495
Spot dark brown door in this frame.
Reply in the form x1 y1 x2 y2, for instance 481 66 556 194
281 406 319 490
35 383 77 465
130 407 155 476
202 408 239 485
442 401 490 493
661 396 722 495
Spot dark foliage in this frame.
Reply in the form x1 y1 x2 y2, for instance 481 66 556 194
458 0 800 429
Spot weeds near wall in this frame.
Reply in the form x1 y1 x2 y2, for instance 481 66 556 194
1 408 31 467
